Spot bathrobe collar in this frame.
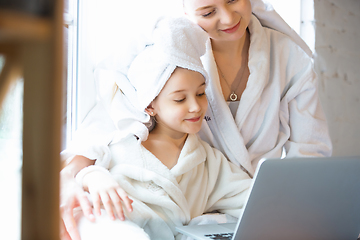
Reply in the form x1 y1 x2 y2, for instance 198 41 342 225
201 15 270 176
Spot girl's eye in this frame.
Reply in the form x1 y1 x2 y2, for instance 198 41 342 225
228 0 237 3
202 10 215 17
197 92 206 97
174 98 185 103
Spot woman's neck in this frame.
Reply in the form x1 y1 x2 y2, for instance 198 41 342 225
211 29 250 62
211 29 250 101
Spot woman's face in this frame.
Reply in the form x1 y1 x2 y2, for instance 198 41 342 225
149 68 207 139
184 0 252 42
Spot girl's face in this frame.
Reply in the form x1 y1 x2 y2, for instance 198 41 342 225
184 0 252 43
148 68 207 139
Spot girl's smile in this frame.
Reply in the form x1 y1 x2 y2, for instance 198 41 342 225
185 116 202 122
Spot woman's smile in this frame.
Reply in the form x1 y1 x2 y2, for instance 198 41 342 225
221 19 241 34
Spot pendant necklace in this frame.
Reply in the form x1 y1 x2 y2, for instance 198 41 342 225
216 60 247 102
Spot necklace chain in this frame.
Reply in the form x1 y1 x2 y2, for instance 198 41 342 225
216 60 247 102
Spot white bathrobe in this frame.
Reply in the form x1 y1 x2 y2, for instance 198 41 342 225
101 133 251 240
198 15 332 176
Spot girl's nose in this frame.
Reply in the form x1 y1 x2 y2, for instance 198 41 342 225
189 99 201 113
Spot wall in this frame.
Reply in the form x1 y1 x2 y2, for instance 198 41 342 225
314 0 360 156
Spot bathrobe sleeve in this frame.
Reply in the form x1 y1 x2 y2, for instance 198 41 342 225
60 101 116 168
198 139 253 218
275 37 332 158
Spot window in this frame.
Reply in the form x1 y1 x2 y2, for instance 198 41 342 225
72 0 183 137
67 0 314 144
64 0 78 148
268 0 315 52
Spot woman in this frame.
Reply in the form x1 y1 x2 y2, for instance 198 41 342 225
60 0 332 239
184 0 332 176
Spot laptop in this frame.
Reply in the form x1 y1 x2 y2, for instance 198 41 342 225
176 156 360 240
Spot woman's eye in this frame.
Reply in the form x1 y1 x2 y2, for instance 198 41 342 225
202 10 215 17
197 92 206 97
228 0 237 3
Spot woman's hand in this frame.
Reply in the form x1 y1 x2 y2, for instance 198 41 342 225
60 168 95 240
82 170 133 221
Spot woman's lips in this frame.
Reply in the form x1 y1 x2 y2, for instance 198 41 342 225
221 20 241 34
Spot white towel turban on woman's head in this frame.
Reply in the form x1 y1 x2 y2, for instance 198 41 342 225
109 16 209 143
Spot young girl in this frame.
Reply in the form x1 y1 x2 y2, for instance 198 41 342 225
73 17 251 240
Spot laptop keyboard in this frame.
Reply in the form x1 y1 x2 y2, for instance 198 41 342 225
204 233 234 239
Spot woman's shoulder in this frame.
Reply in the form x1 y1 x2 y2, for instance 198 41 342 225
267 28 310 59
249 15 312 70
250 14 312 58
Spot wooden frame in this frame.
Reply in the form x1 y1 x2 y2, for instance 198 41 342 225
0 1 63 238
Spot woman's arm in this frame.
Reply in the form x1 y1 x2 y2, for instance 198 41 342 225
60 155 95 240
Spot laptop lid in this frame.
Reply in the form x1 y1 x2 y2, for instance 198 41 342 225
176 156 360 240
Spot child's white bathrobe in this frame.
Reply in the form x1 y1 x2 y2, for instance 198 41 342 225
198 15 332 176
103 133 251 240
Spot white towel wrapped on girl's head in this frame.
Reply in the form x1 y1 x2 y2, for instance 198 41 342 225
102 16 209 143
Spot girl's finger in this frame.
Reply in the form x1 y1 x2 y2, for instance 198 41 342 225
116 187 133 213
108 189 125 221
99 191 116 220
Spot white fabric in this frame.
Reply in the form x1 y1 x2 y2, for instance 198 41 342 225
126 16 209 112
198 15 332 176
77 209 151 240
250 0 312 57
94 134 251 240
75 165 111 187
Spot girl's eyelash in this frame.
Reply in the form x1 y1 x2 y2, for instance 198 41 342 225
174 98 185 103
197 92 205 97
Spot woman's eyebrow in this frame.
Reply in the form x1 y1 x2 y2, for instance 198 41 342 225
195 5 213 12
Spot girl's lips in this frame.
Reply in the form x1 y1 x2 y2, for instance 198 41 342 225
221 20 241 34
186 116 201 122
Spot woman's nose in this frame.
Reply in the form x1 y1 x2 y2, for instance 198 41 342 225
220 8 233 25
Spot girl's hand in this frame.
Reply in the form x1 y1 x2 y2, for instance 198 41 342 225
82 170 133 221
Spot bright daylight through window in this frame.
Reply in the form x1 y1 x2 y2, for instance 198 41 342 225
0 1 313 239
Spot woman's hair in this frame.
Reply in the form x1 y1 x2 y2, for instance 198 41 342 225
112 83 119 100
